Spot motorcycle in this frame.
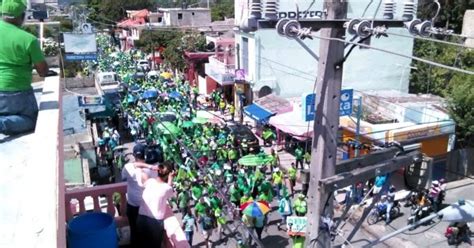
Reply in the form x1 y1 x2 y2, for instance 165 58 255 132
367 200 400 225
445 223 472 246
407 202 433 227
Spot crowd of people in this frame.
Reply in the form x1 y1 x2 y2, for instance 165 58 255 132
90 37 313 247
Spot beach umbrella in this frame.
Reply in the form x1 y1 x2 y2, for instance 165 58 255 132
240 200 271 217
438 200 474 222
238 154 273 167
157 122 181 135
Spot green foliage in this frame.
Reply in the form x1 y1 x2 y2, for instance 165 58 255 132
135 29 206 71
211 0 234 21
417 0 473 33
447 75 474 148
409 0 474 147
52 16 74 32
134 29 182 53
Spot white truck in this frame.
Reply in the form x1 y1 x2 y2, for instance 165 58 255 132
95 72 120 96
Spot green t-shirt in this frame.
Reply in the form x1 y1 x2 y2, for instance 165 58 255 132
0 21 45 91
295 148 304 160
288 167 297 180
194 202 207 216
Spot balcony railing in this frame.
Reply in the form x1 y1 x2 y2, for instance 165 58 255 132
205 56 236 85
65 182 189 247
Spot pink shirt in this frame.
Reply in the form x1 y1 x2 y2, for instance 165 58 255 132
139 179 174 220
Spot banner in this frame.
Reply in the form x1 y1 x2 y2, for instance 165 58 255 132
63 33 97 54
287 216 307 236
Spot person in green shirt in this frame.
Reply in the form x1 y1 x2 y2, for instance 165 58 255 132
294 193 308 216
288 163 297 195
294 146 304 169
194 197 208 218
191 183 203 202
0 0 49 135
177 190 190 215
304 151 311 166
228 103 235 121
269 148 280 173
272 168 284 198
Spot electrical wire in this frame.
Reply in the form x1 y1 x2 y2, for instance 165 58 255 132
307 32 474 75
371 0 383 29
361 0 374 17
384 31 473 49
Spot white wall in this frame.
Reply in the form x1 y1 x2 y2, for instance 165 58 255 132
235 0 416 98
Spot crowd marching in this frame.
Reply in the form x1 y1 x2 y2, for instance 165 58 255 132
90 35 312 248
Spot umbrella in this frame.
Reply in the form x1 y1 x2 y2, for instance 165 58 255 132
169 91 182 99
240 200 271 217
238 154 273 167
192 117 208 124
160 71 172 79
182 121 194 128
157 122 181 135
142 89 158 99
438 200 474 222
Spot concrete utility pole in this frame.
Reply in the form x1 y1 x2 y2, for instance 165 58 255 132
305 0 347 247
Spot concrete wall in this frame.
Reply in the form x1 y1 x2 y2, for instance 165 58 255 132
463 10 474 48
235 0 415 98
161 8 211 27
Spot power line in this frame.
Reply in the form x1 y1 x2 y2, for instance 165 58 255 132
308 32 474 75
385 31 473 49
430 30 474 40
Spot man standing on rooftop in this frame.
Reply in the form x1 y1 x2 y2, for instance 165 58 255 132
0 0 48 135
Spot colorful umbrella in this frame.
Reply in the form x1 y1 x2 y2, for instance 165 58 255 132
160 71 173 79
182 121 194 128
240 200 271 217
238 154 273 167
157 122 181 135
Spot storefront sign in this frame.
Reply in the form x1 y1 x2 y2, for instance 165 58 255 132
302 89 354 121
65 53 98 61
287 216 307 236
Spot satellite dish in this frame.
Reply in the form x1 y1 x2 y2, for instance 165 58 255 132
81 23 92 33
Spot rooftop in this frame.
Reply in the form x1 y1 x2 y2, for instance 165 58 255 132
0 76 65 247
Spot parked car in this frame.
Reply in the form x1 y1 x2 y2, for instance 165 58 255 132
137 59 150 71
224 123 260 153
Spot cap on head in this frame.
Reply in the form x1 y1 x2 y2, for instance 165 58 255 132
432 180 439 186
1 0 27 18
133 143 146 160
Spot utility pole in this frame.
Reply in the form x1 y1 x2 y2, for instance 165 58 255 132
306 0 347 247
354 97 362 157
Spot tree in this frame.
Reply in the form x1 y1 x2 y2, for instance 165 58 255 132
409 0 474 147
447 75 474 148
211 0 234 21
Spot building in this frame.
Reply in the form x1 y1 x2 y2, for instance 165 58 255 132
118 8 212 51
339 90 455 169
157 7 211 27
235 0 417 99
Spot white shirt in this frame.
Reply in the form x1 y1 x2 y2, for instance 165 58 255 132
122 162 157 207
139 179 174 220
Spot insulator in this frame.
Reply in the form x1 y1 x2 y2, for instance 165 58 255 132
404 19 421 35
354 20 371 38
415 20 432 37
402 0 416 21
264 0 279 20
346 18 361 35
383 0 396 20
249 0 262 20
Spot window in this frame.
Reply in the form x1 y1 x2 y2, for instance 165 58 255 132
192 12 195 16
178 13 183 19
158 17 162 23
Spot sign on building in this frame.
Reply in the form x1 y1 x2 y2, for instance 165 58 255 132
287 216 307 236
64 33 98 61
77 95 104 107
302 89 354 121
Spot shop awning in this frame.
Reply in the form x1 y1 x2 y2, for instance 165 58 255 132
244 104 274 123
269 107 313 140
